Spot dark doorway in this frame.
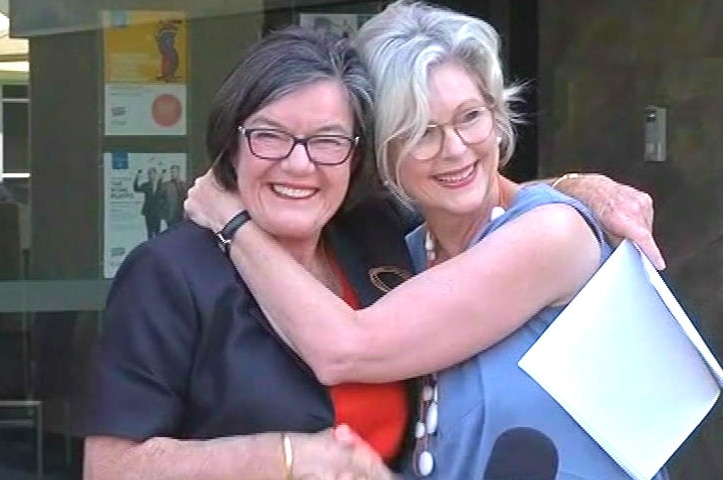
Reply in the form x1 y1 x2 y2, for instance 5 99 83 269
505 0 539 182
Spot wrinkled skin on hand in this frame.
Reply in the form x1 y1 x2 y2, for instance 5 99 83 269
554 173 665 270
291 428 394 480
184 170 246 234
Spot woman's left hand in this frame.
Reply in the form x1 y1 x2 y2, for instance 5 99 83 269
184 169 245 233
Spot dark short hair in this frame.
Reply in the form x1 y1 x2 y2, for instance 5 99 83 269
207 26 379 212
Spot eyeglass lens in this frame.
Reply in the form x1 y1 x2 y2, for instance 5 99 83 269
411 107 494 160
244 128 355 165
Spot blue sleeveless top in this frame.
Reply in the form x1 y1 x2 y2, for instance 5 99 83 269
402 185 669 480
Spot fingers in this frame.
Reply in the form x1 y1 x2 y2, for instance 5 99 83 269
606 188 665 270
638 191 655 231
183 169 245 232
334 436 391 480
200 169 223 191
345 438 391 480
335 473 369 480
627 225 666 270
292 430 390 480
333 424 353 444
621 187 654 231
580 177 665 270
334 425 388 479
600 207 665 270
334 424 368 449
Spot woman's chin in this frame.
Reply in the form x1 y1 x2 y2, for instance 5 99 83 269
257 218 327 243
419 190 488 219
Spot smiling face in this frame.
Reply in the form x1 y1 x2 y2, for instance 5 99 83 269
234 79 354 241
397 61 499 219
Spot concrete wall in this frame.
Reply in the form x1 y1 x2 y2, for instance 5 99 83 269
539 1 723 477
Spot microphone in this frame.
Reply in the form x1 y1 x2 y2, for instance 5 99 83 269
483 427 559 480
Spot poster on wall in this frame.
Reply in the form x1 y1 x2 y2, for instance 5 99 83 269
103 152 189 278
102 10 188 136
298 13 375 38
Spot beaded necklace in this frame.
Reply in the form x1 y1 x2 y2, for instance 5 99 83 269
412 202 506 477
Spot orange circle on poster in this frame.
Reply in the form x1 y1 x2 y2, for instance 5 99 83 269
152 94 182 128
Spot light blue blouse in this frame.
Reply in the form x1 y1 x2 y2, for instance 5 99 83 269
402 185 669 480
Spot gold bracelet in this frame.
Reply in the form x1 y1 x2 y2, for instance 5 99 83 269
551 172 582 189
281 433 294 480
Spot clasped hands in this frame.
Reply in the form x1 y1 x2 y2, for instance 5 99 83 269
284 425 396 480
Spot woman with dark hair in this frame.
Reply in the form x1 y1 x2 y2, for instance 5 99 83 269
84 27 406 479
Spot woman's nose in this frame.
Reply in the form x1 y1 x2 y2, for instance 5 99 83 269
281 143 316 173
439 126 468 159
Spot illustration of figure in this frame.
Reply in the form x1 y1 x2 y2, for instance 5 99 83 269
155 19 181 82
159 164 189 228
133 167 163 239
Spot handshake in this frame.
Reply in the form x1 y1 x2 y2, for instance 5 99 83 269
284 424 396 480
287 425 560 480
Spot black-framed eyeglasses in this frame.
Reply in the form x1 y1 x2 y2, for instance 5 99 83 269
238 126 359 166
409 106 495 160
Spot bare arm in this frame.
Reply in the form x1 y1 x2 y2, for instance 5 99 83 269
84 431 393 480
84 435 284 480
184 173 600 385
133 172 143 192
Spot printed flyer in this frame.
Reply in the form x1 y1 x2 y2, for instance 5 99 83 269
103 152 188 278
102 10 188 136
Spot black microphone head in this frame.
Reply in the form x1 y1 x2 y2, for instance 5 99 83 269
483 427 559 480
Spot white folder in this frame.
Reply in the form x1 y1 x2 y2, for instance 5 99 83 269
518 239 723 480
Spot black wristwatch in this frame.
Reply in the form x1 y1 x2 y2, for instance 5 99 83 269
215 210 251 255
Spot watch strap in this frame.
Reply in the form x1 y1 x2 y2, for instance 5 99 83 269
215 210 251 255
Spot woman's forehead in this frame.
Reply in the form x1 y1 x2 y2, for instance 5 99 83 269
247 80 355 131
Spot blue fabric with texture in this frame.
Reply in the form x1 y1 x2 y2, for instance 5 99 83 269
402 184 669 480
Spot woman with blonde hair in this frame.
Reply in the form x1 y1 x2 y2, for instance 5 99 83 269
185 2 669 479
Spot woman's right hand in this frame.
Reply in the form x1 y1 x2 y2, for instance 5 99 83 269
289 429 395 480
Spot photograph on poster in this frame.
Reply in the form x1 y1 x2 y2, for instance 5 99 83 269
298 13 374 38
103 152 188 278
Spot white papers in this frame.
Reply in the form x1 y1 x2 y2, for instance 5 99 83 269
518 239 723 480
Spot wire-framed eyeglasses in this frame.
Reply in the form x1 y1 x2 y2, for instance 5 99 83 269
409 106 495 160
238 126 359 166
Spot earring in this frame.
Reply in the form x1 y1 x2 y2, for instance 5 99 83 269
496 136 502 145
